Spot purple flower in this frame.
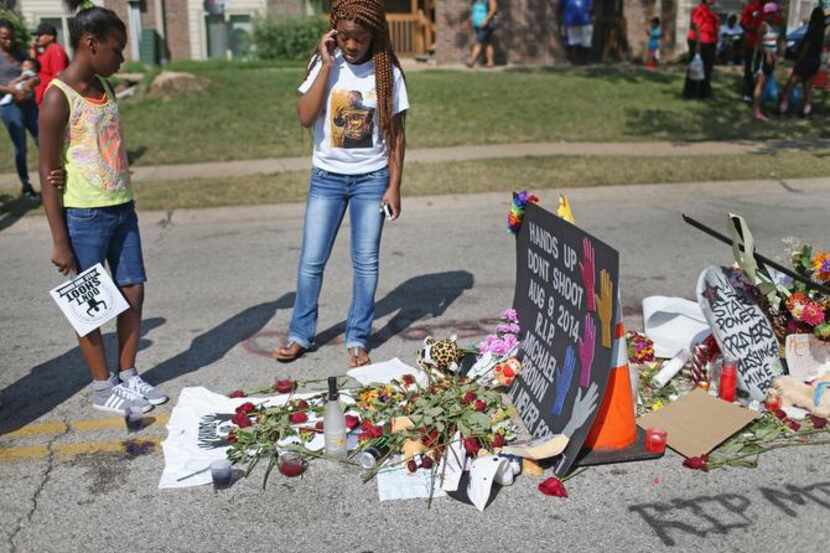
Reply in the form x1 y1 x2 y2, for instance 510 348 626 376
479 334 501 354
515 191 529 205
501 333 518 353
502 309 519 323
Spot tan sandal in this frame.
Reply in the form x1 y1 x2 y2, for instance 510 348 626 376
273 341 307 363
348 347 371 368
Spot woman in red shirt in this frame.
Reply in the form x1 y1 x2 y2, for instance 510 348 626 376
29 22 69 105
683 0 719 99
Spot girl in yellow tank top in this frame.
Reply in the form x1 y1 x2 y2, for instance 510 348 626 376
38 0 166 415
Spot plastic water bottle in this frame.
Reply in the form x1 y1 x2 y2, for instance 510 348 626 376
324 376 347 458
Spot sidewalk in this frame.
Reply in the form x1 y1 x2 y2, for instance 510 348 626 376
4 139 828 186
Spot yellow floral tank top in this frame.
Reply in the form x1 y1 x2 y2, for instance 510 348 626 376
49 77 132 208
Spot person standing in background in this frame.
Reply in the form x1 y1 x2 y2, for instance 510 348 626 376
30 22 69 106
467 0 498 68
684 0 719 100
740 0 764 101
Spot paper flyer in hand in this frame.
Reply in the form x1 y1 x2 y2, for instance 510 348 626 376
49 263 129 337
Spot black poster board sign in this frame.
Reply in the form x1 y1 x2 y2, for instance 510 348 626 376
509 203 620 477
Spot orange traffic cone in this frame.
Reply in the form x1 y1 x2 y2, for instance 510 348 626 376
583 321 637 450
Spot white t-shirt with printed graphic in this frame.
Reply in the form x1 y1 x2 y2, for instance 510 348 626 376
298 50 409 175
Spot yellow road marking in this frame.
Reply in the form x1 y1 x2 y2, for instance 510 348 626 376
3 421 68 439
0 437 163 463
2 414 169 439
72 413 169 433
0 445 50 462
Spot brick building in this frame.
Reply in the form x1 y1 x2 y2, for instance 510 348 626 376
13 0 800 65
14 0 306 62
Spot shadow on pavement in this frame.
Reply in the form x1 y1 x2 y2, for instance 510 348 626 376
0 317 166 435
0 193 41 233
140 294 295 385
313 270 475 349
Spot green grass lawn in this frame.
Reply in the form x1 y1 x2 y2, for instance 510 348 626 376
108 151 830 210
2 61 829 175
4 150 829 215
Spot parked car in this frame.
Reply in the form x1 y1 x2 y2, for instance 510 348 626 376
785 24 808 60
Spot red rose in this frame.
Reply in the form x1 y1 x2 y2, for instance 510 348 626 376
420 456 434 470
361 419 375 431
406 459 418 473
293 399 309 411
492 433 505 448
367 425 384 439
235 402 255 415
402 374 415 386
421 428 440 447
538 477 568 498
462 391 477 405
274 379 295 394
811 415 828 429
345 414 360 430
227 430 237 444
463 437 480 457
228 390 246 398
474 399 487 412
314 420 324 431
682 455 709 471
773 409 788 420
787 420 801 432
231 412 252 428
289 412 309 424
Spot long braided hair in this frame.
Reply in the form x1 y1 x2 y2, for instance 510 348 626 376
312 0 405 148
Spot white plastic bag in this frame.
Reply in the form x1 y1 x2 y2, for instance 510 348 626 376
687 53 704 81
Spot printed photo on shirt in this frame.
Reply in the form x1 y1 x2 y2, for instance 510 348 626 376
330 89 375 149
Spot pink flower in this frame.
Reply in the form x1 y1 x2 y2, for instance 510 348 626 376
501 333 518 353
538 477 568 497
502 309 519 323
496 323 521 335
800 302 826 326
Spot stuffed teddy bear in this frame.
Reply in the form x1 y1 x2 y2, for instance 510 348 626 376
769 374 830 418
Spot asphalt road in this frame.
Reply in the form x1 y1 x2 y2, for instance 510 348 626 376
1 178 829 553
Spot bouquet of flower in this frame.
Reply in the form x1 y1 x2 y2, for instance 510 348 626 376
755 242 830 342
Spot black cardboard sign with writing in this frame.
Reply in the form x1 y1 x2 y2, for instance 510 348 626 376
509 203 619 477
697 266 783 401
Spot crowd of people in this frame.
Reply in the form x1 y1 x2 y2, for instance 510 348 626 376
0 20 68 200
681 0 829 121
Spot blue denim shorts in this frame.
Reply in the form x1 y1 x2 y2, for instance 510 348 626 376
65 201 147 286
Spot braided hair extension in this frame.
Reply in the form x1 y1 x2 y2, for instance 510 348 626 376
313 0 406 148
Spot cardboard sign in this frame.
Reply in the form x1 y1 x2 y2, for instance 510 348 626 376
509 203 619 477
697 266 783 401
49 263 129 337
785 334 830 381
637 389 758 458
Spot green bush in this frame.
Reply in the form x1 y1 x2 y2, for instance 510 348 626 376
253 16 328 60
0 8 31 51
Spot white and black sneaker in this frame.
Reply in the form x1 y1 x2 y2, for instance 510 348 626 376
93 383 152 414
120 369 168 406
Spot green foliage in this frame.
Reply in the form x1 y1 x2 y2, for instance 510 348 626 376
253 15 328 60
0 7 30 51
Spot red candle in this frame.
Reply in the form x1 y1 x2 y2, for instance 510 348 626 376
766 396 781 412
644 428 668 454
719 361 738 403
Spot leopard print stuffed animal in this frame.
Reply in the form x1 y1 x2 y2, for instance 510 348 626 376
418 336 464 374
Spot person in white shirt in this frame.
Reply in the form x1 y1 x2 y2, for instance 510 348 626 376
274 0 409 369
